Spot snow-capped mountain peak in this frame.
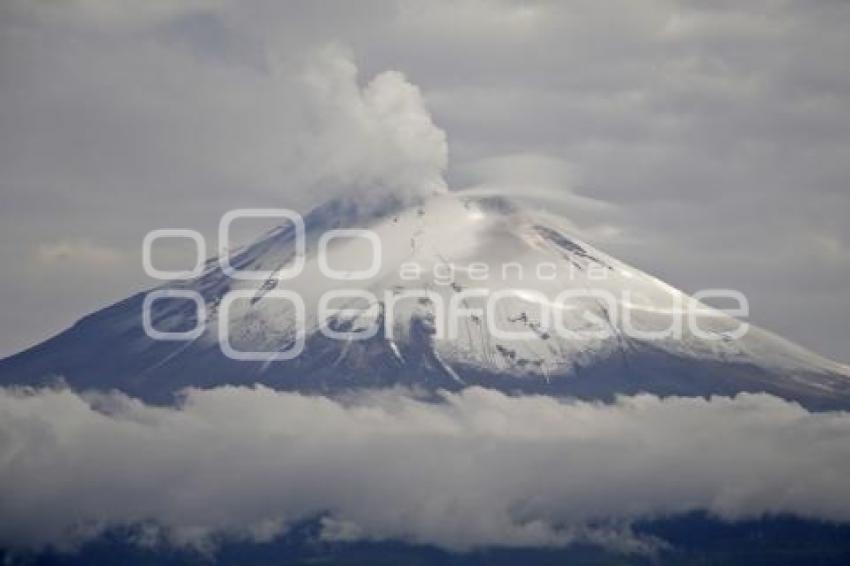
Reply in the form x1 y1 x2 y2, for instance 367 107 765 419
1 192 848 408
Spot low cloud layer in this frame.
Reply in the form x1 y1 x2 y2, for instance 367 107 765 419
1 385 848 553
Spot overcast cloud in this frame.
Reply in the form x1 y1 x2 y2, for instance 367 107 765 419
1 385 849 553
0 0 848 360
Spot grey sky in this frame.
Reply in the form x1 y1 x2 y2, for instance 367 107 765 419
1 0 848 361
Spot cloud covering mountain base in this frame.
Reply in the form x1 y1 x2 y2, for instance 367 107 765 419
1 385 849 554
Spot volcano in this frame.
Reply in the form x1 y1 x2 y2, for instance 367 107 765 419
1 192 848 408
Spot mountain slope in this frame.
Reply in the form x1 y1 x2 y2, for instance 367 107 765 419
1 193 848 408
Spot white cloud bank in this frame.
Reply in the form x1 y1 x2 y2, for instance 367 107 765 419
1 386 849 554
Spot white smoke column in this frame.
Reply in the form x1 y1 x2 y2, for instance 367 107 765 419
0 386 849 553
296 46 448 205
